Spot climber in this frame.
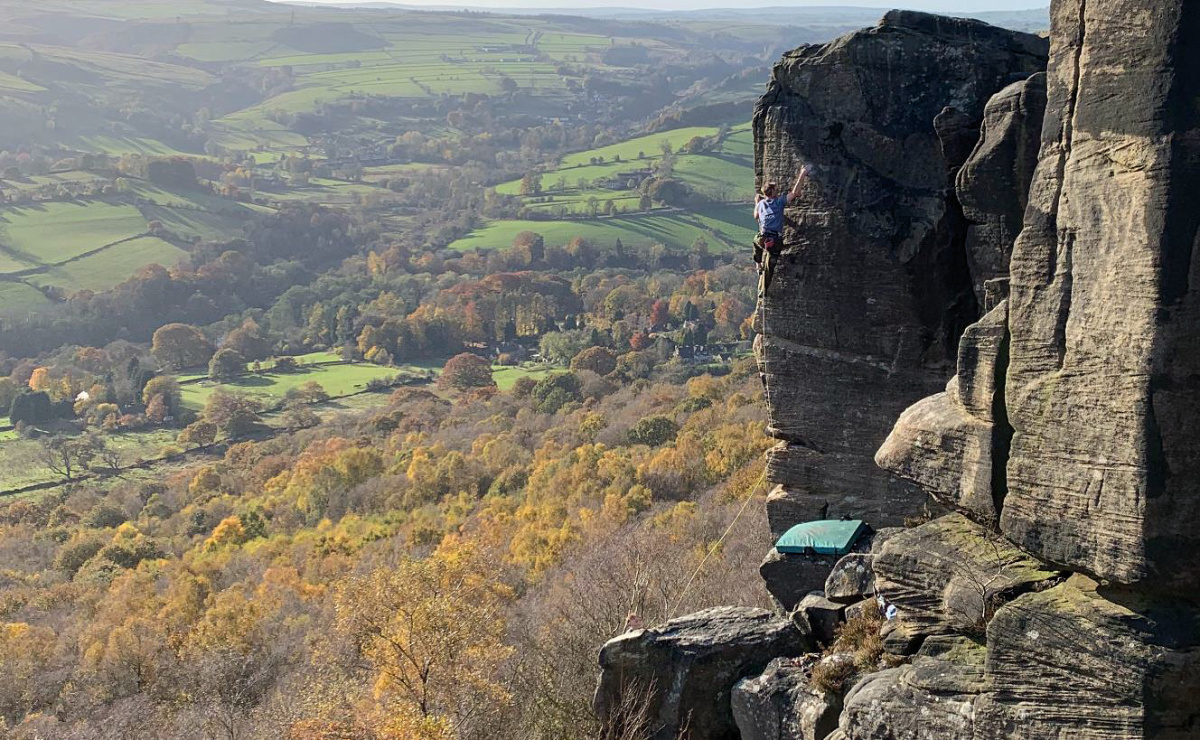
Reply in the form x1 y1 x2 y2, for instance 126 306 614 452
754 164 808 295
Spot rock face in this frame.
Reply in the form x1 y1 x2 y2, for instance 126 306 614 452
732 658 841 740
1000 0 1200 589
792 593 845 646
977 575 1200 739
872 514 1061 648
957 73 1047 303
753 11 1048 534
875 301 1009 524
760 547 838 613
840 642 988 740
594 607 811 740
826 2 1200 737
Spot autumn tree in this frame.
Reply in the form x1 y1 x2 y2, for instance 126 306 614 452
142 375 182 415
38 434 101 480
438 353 496 393
518 172 543 196
0 622 57 720
221 318 273 361
328 542 514 739
570 346 617 376
285 381 330 405
178 419 218 449
152 323 213 370
209 348 247 382
649 299 671 329
203 391 263 439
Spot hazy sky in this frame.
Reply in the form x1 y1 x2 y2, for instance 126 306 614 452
287 0 1042 11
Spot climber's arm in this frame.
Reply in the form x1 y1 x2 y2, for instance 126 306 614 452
789 165 809 200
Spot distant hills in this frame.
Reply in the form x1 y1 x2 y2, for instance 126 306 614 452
285 3 1051 32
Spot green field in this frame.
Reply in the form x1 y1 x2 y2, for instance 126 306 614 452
0 201 149 266
492 364 553 391
0 184 268 304
28 237 187 293
179 361 423 410
450 205 756 253
0 281 51 313
0 170 111 196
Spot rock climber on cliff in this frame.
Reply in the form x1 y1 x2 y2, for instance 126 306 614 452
754 164 808 296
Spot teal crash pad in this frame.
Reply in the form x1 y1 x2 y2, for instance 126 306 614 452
776 520 868 557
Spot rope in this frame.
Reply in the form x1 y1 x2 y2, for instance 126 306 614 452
670 468 768 617
664 175 788 615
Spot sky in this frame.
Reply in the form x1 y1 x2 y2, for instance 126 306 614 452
285 0 1043 11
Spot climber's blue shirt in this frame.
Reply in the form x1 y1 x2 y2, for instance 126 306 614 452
755 195 788 234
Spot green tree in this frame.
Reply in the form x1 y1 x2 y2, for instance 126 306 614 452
208 349 247 382
530 372 582 414
628 415 680 447
519 172 543 196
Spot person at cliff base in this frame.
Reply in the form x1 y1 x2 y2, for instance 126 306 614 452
754 164 808 295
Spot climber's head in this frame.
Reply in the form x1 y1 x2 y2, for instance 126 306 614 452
763 181 779 197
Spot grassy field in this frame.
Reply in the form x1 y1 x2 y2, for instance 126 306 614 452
450 205 756 253
28 237 188 293
0 201 149 266
0 184 268 305
492 363 553 391
178 360 433 410
454 120 755 253
0 281 51 313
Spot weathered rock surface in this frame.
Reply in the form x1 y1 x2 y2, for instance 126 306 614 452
733 658 841 740
824 554 876 604
873 514 1060 646
746 3 1200 737
594 607 811 740
753 11 1047 529
977 575 1200 739
1001 0 1200 588
840 640 988 740
958 73 1047 303
875 302 1010 524
792 593 845 646
761 547 838 613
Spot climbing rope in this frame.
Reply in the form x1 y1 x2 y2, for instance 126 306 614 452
665 179 787 616
670 468 768 617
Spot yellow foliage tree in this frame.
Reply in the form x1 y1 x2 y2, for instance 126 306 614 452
328 542 514 739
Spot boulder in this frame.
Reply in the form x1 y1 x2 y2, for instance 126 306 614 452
1001 0 1200 587
761 547 837 613
976 575 1200 739
957 73 1048 303
754 11 1047 529
840 642 988 740
875 302 1010 525
873 514 1061 647
594 607 812 740
792 593 845 645
824 554 876 604
732 658 841 740
867 528 904 555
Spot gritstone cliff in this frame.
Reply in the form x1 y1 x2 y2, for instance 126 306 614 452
597 2 1200 738
751 10 1046 538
